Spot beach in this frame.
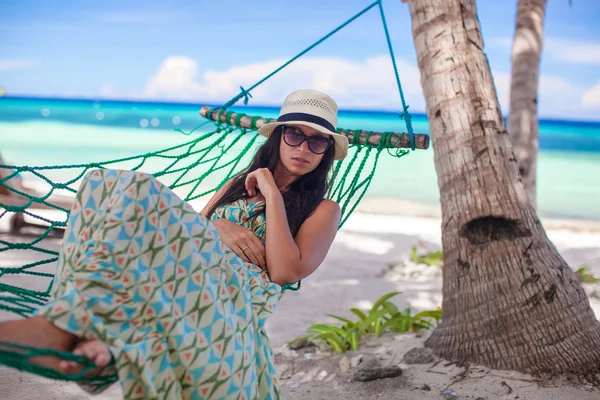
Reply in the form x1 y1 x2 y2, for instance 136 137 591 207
1 205 599 399
1 97 600 398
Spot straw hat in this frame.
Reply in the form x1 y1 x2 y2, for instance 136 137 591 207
257 89 349 160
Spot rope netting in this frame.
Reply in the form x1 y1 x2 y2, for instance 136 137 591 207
0 0 423 385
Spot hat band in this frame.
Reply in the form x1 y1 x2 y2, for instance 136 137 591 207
277 112 336 133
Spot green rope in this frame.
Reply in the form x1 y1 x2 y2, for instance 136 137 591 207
376 0 416 150
0 341 118 385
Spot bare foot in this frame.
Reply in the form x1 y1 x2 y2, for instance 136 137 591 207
0 316 77 372
59 339 112 374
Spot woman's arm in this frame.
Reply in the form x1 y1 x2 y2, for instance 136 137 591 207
200 179 266 267
265 193 340 285
244 168 341 285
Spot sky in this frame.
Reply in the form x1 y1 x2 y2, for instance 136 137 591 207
1 0 599 121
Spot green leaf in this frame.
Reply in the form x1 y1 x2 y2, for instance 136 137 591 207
370 292 401 313
308 324 347 338
382 301 399 316
411 321 433 331
363 310 389 333
349 331 359 351
350 308 368 321
575 266 600 284
411 246 418 263
288 335 311 346
374 318 383 337
326 313 355 326
381 314 413 332
312 332 346 353
413 309 442 324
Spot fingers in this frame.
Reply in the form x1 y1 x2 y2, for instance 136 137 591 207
95 352 111 368
242 242 265 269
235 244 252 263
238 233 266 269
245 168 274 198
245 174 256 197
248 235 266 268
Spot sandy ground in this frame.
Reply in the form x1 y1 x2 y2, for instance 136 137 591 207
1 210 600 399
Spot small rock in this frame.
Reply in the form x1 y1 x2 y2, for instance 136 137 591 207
351 354 363 368
339 356 351 373
499 381 513 395
291 371 305 382
404 347 435 364
442 388 458 399
277 363 292 379
301 367 321 383
317 370 328 381
419 384 431 391
288 337 314 350
353 361 402 382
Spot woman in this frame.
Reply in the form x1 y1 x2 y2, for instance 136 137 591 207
0 89 349 399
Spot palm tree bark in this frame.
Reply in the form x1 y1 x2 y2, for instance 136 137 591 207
508 0 547 208
404 0 600 375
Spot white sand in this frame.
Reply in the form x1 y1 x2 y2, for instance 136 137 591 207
1 208 600 398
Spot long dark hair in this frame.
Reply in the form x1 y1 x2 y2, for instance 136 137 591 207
206 126 336 236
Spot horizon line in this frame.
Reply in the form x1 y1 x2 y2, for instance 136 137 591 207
2 93 600 126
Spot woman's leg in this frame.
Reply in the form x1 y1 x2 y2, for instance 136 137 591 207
0 169 132 372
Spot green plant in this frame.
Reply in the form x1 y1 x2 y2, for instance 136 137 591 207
575 265 600 284
295 292 442 353
410 242 443 267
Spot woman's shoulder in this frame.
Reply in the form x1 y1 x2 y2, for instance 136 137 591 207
319 199 340 209
315 199 341 216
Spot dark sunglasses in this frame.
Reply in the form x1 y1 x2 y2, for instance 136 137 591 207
282 126 333 155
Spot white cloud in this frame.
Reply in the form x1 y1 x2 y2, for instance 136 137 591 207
488 36 600 65
492 71 586 118
0 59 35 72
544 38 600 64
100 54 597 119
582 81 600 110
140 55 425 111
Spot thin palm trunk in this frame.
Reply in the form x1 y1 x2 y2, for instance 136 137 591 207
405 0 600 375
508 0 547 208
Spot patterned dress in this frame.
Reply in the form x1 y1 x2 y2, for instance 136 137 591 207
36 169 283 399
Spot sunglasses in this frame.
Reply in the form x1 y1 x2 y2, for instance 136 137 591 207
282 126 333 155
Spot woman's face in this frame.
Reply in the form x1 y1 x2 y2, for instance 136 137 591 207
278 124 332 176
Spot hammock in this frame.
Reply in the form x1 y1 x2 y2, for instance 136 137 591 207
0 0 428 387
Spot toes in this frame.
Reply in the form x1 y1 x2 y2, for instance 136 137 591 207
95 353 110 367
58 360 81 374
58 360 70 372
85 350 97 359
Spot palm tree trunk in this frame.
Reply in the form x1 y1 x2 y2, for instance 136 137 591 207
508 0 547 208
405 0 600 375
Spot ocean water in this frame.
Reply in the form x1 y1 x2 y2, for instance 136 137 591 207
1 96 599 221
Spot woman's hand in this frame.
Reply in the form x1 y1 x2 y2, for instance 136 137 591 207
211 218 266 269
245 168 280 199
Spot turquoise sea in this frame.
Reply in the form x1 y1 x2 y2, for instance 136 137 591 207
1 96 599 221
